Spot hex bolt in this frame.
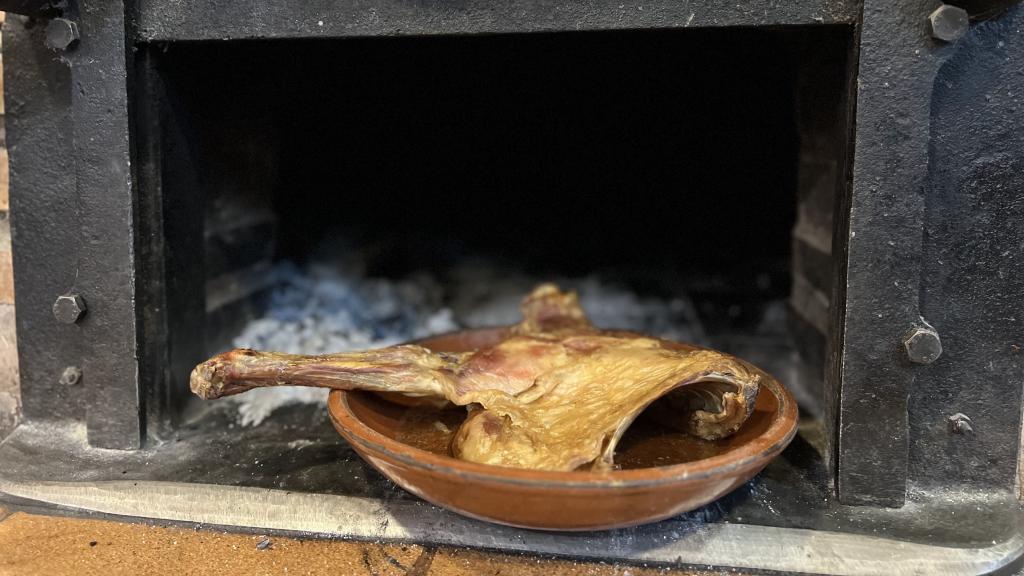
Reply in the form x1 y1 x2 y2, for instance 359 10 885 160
903 321 942 364
52 294 87 324
45 18 80 51
948 413 973 435
928 4 969 43
59 366 83 387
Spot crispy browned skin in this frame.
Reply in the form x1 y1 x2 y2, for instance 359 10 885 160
191 284 760 471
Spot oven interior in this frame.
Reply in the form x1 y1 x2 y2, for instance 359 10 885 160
149 27 850 431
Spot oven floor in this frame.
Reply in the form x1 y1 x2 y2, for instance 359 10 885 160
0 402 1020 575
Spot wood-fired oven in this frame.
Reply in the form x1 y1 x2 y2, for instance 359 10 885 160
0 1 1021 573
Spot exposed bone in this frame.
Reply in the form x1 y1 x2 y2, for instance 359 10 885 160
191 283 760 471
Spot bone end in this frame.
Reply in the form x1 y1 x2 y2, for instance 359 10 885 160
190 349 256 400
190 359 224 399
514 283 593 335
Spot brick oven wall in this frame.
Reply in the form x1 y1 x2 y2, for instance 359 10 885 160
0 11 19 440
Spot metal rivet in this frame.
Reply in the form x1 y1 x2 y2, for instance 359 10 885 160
948 413 973 434
929 4 969 43
45 18 80 51
53 294 87 324
59 366 83 387
903 321 942 364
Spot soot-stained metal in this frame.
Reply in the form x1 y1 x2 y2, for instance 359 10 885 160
828 0 1023 507
64 1 144 450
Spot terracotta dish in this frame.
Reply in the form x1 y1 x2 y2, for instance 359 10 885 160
328 327 799 531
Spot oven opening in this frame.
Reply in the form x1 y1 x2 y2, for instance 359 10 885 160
149 26 851 445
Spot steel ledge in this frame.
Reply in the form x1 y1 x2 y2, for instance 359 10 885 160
0 478 1021 576
0 412 1021 576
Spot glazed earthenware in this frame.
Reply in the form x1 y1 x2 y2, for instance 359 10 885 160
327 327 798 531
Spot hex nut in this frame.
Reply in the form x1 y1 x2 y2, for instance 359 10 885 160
903 324 942 364
53 294 87 324
45 18 80 51
929 4 969 43
948 413 973 434
59 366 83 387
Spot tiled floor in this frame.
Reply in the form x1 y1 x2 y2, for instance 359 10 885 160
0 507 728 576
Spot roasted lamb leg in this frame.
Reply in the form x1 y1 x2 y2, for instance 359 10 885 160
191 284 760 471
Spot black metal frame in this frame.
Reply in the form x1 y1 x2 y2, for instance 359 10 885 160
830 0 1024 506
4 0 1022 510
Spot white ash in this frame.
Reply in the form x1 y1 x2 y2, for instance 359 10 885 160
227 262 457 426
573 277 705 344
286 439 317 450
227 261 705 426
448 261 706 343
